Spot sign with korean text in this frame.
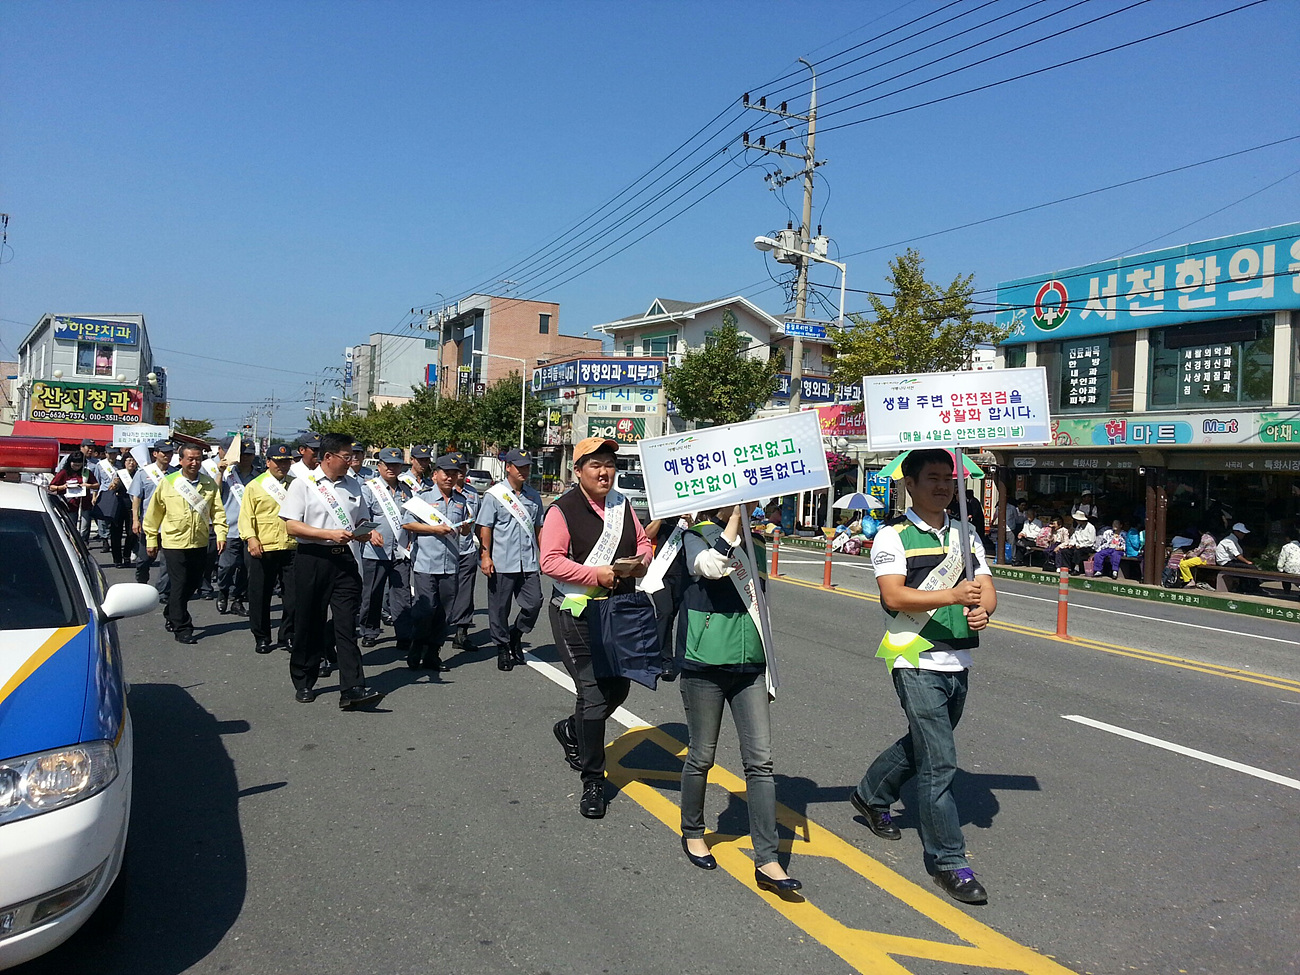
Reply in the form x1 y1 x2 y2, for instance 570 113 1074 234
587 417 645 444
781 319 829 340
1060 338 1109 409
586 386 660 415
865 471 891 508
112 423 171 447
997 222 1300 343
1046 410 1300 448
52 316 139 346
774 374 862 404
29 380 143 424
532 357 665 391
863 367 1051 450
809 403 866 438
639 410 831 521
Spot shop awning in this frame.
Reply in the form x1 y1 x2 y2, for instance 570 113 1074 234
11 420 115 446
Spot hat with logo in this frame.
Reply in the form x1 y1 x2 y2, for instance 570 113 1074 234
151 439 173 452
410 445 432 460
504 448 532 467
351 441 365 455
572 436 618 465
266 443 293 461
240 439 256 454
1231 522 1251 534
449 450 469 469
377 447 408 466
299 433 322 450
435 453 460 470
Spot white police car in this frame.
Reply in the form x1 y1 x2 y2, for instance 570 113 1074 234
0 438 159 970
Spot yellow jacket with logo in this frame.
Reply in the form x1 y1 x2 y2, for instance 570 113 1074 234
143 471 227 549
237 472 296 552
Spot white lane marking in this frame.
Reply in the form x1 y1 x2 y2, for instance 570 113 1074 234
776 558 875 570
524 653 649 729
1001 589 1300 647
1063 714 1300 791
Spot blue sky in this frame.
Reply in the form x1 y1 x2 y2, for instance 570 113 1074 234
3 0 1298 433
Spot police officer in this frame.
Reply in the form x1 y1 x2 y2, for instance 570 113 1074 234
289 433 321 483
350 441 367 478
131 439 175 595
240 443 297 654
279 432 384 709
402 454 471 671
448 450 481 650
217 440 257 616
477 448 544 672
359 447 415 655
144 443 229 645
401 445 433 492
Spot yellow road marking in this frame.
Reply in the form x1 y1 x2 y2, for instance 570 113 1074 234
605 725 1075 975
772 575 1300 695
0 626 85 709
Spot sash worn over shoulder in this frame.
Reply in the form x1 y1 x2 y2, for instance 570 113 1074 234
555 490 626 617
225 467 246 504
692 521 779 698
171 473 212 524
637 517 689 595
487 482 536 536
368 477 411 559
96 458 119 491
256 470 289 506
142 463 164 487
876 526 969 668
314 476 362 560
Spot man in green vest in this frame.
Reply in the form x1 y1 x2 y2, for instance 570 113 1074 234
850 447 997 905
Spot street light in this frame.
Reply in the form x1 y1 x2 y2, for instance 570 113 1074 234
471 350 528 448
753 235 847 331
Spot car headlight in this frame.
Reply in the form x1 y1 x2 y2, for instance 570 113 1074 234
0 741 118 826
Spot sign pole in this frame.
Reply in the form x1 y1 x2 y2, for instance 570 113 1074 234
953 445 976 582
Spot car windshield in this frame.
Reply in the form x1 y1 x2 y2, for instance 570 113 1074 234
0 508 84 629
469 470 491 480
618 473 645 491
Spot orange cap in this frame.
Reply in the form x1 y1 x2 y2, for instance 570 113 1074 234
572 436 619 465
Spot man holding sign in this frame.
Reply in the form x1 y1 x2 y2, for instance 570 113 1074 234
850 448 996 905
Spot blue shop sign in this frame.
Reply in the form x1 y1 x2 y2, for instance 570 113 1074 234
52 316 139 346
774 374 862 403
997 222 1300 344
782 320 829 339
532 357 663 391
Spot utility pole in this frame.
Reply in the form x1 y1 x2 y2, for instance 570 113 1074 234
744 57 825 413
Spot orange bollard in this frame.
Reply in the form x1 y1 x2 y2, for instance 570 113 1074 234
822 532 834 589
770 532 781 578
1056 567 1071 639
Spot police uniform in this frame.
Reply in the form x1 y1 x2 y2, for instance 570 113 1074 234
217 444 258 615
404 454 469 670
289 433 322 484
279 459 378 706
239 444 297 653
143 462 229 643
359 447 415 651
476 448 544 671
449 450 481 647
130 439 175 592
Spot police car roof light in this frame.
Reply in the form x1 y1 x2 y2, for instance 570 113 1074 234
0 437 60 473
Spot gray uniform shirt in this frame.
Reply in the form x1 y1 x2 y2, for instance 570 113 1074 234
410 488 469 575
475 483 543 573
129 463 175 520
220 464 257 540
361 477 414 561
458 485 481 555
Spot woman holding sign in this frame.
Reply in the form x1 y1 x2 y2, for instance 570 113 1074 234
49 450 98 544
675 504 800 893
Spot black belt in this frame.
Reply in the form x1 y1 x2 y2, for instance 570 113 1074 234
299 542 353 557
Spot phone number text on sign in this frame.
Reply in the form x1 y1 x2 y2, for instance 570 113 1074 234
639 411 831 520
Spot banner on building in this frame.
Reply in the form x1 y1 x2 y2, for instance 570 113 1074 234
587 417 644 444
863 367 1052 451
639 410 830 520
29 380 143 424
533 357 665 391
52 317 139 346
774 374 862 404
809 403 866 438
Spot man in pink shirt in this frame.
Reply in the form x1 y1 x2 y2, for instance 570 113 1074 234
540 436 651 819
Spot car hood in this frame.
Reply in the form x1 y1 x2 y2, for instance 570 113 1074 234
0 625 99 759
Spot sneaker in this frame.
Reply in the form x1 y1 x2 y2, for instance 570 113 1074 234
933 867 987 904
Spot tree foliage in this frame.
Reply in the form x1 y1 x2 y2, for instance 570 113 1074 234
173 417 213 439
662 319 780 427
829 248 1008 381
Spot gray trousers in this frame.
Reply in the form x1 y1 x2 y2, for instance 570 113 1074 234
135 531 170 594
217 538 247 598
412 571 458 649
486 570 542 647
361 558 413 641
449 548 477 627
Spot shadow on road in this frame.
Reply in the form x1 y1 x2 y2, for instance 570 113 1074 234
15 684 248 975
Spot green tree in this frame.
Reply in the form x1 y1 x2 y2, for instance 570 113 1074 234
429 394 480 453
173 417 213 439
662 319 780 427
829 248 1008 381
477 372 544 451
361 401 411 447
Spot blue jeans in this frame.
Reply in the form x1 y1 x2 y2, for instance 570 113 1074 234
858 667 969 871
679 670 779 867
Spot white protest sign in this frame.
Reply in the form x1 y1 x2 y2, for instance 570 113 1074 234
112 423 171 448
862 366 1053 451
639 410 831 521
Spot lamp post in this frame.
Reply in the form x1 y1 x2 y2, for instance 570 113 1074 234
471 350 528 448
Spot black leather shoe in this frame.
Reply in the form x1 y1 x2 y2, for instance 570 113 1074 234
406 644 422 670
755 867 802 893
339 685 384 710
681 836 717 870
552 718 582 772
164 619 174 632
318 658 334 678
254 639 274 654
579 781 606 819
497 646 514 672
850 790 901 840
231 599 247 616
295 686 316 704
933 868 987 904
422 652 448 672
216 594 229 614
360 636 377 648
450 627 468 649
174 631 198 645
508 628 525 664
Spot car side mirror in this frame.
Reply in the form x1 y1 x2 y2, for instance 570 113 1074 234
100 582 161 622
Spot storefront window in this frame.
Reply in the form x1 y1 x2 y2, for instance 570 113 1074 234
1004 345 1026 369
1149 315 1272 407
1039 337 1111 412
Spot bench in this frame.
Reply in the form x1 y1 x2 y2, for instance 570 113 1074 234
1193 563 1298 595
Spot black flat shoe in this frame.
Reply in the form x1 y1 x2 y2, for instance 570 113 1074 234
579 781 606 819
497 647 514 672
318 659 334 678
295 687 316 704
254 639 274 654
338 686 384 710
423 655 448 672
933 868 987 904
360 636 377 648
552 718 582 773
509 628 525 664
849 790 901 840
174 631 198 645
755 868 802 893
681 836 717 870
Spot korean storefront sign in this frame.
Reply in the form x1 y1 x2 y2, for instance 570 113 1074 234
52 316 139 346
586 386 660 414
774 374 863 403
1045 410 1300 448
862 367 1052 451
997 222 1300 343
808 403 866 438
1061 339 1110 408
532 357 664 391
639 410 831 520
1178 342 1235 400
29 380 143 424
587 417 645 444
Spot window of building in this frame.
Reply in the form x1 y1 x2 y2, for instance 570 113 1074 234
1149 315 1273 408
624 341 634 356
76 342 114 377
539 313 550 335
641 333 677 356
1003 345 1027 369
1039 338 1110 413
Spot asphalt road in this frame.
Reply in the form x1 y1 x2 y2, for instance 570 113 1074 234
16 547 1300 975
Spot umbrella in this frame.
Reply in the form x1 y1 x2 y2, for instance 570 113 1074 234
878 449 985 481
833 492 884 510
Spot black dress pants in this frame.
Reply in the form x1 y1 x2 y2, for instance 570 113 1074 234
549 599 631 785
162 547 207 637
291 546 364 693
247 547 296 646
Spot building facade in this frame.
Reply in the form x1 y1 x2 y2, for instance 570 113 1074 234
345 332 442 411
994 222 1300 583
13 314 167 445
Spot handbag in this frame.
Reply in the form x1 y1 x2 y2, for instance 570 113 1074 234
588 590 663 690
